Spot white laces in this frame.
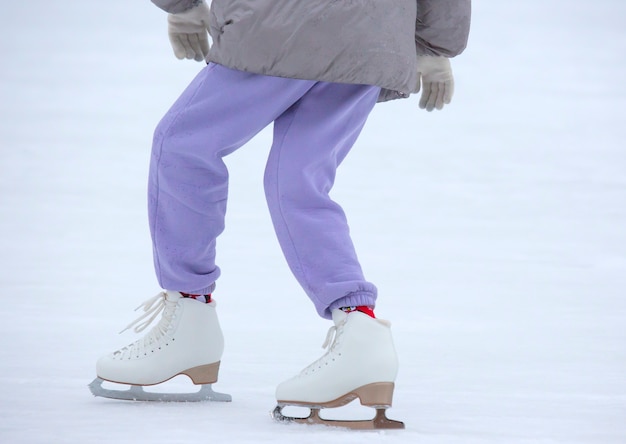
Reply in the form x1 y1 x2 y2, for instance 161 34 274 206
114 292 178 359
299 318 347 375
120 292 172 334
321 325 338 350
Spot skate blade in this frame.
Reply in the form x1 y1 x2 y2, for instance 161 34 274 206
272 405 405 430
88 377 232 402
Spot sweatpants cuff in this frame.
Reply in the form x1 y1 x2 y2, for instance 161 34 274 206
328 291 377 317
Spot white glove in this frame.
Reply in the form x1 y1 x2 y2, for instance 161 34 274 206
416 55 455 111
167 2 212 61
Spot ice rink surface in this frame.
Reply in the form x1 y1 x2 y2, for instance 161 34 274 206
1 1 625 442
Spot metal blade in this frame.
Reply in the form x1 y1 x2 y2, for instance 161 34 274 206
272 405 404 430
88 377 232 402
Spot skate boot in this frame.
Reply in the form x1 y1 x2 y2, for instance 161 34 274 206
272 309 404 429
89 290 231 402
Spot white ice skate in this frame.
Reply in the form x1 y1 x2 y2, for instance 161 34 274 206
272 310 404 429
89 291 231 402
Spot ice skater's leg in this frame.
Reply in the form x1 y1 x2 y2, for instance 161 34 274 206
150 63 315 294
263 82 380 319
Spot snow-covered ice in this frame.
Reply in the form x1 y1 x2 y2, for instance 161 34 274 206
1 1 625 443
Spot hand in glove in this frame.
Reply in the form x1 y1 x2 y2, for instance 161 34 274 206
168 2 212 61
416 55 455 111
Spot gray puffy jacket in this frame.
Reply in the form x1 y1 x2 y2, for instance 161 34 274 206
152 0 471 101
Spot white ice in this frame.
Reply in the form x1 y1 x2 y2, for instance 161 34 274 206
1 1 625 443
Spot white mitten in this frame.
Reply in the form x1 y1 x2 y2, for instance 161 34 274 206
416 55 455 111
167 2 212 61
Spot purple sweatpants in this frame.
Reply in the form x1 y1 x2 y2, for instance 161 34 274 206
149 63 380 319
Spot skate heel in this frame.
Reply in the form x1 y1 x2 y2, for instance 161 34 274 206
181 361 220 385
355 382 395 407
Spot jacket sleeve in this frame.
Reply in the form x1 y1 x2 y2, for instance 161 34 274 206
415 0 471 57
151 0 202 14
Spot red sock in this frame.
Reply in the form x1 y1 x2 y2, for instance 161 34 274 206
340 305 376 318
180 292 212 303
